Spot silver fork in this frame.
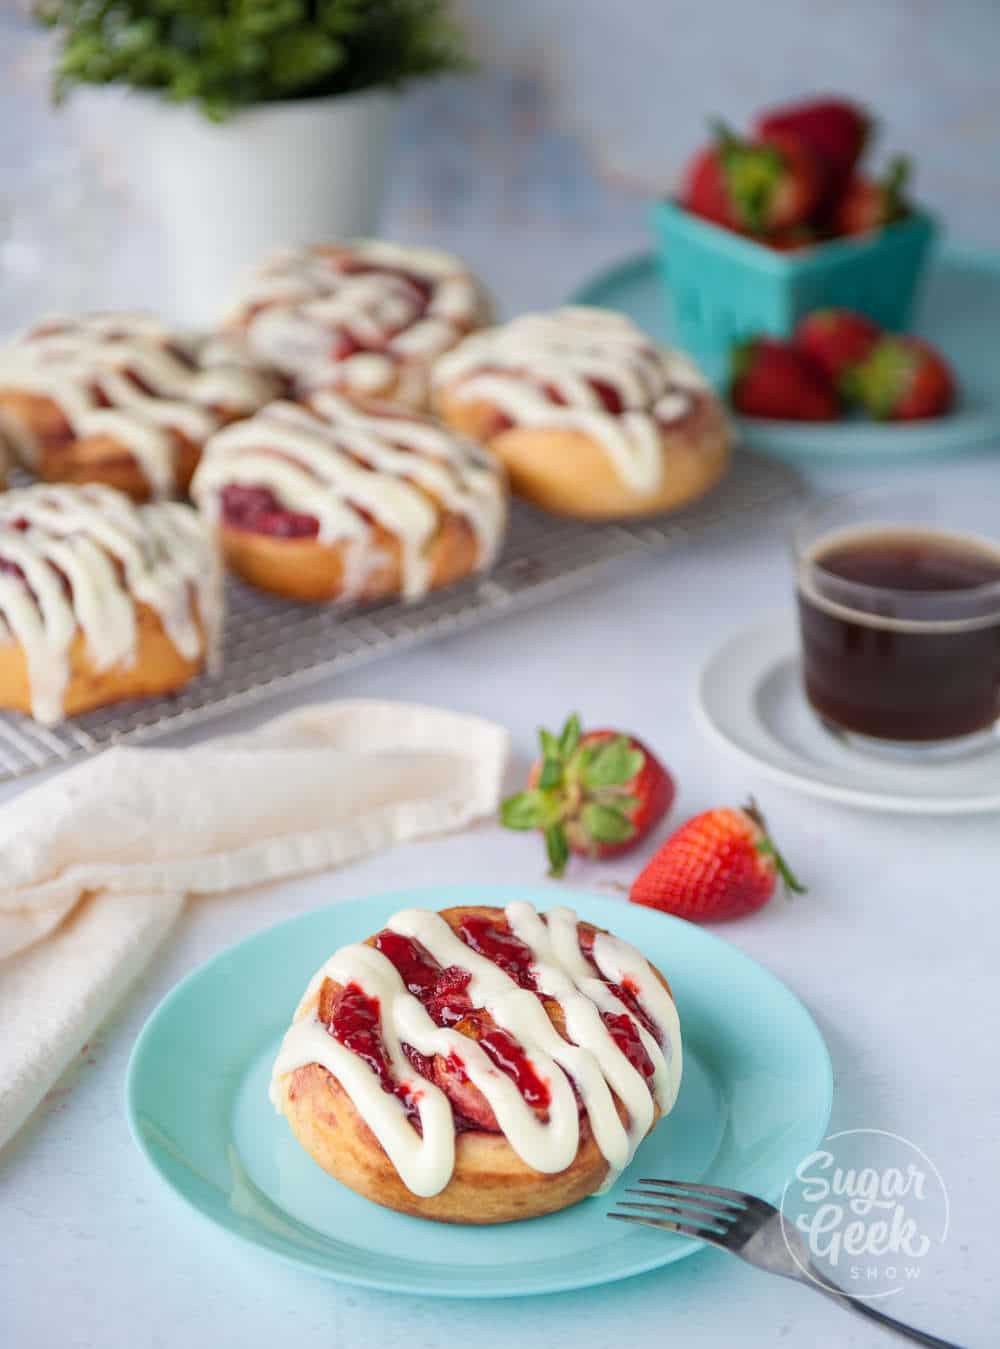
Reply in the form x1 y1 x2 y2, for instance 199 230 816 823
610 1178 964 1348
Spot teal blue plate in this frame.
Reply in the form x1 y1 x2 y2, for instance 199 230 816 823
126 885 832 1298
571 247 1000 460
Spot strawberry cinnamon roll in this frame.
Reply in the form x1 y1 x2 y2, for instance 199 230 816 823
222 240 491 409
0 483 222 724
191 392 507 603
271 902 682 1224
433 307 731 519
0 314 282 501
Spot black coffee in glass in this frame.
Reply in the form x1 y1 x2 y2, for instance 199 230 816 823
797 527 1000 744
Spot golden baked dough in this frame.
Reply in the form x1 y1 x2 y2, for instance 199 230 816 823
217 513 482 603
192 393 507 604
0 601 207 720
0 482 222 724
0 315 280 501
272 904 680 1224
432 307 732 519
435 382 731 519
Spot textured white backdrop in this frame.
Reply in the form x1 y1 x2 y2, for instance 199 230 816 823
2 2 999 322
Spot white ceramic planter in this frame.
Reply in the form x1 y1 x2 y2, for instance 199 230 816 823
85 88 397 325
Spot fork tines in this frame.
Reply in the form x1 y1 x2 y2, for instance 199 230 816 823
608 1178 750 1242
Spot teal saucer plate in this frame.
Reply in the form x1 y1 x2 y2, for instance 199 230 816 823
571 247 1000 460
126 884 832 1298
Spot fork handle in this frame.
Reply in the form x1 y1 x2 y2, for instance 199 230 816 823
809 1277 965 1348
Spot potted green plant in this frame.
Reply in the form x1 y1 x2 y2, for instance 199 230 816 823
34 1 468 322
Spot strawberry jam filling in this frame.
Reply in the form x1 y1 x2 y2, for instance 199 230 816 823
476 1025 551 1108
456 915 537 989
601 1011 656 1081
370 927 551 1121
326 983 423 1125
424 967 474 1027
608 976 659 1040
589 379 624 414
375 929 440 998
577 928 660 1042
330 331 363 361
339 261 433 308
220 484 320 539
375 931 474 1026
464 369 630 433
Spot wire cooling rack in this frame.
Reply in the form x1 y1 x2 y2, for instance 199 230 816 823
0 452 800 783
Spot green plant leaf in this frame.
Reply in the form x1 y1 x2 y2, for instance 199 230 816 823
536 757 563 790
545 824 570 877
581 737 644 788
36 0 470 118
581 803 638 844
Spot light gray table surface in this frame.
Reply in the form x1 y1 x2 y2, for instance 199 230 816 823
2 448 998 1349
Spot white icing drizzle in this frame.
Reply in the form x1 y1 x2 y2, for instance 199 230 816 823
433 307 709 493
0 314 280 497
0 483 222 724
225 241 488 402
191 392 507 601
271 903 682 1199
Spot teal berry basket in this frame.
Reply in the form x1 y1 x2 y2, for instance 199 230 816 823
649 198 938 386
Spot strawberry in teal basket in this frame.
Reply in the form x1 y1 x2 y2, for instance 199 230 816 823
683 124 826 234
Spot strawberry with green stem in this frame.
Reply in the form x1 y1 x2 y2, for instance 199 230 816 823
754 97 872 203
630 798 806 922
501 714 675 876
845 335 955 421
832 156 910 236
683 122 826 235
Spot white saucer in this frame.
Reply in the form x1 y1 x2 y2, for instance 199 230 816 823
694 616 1000 815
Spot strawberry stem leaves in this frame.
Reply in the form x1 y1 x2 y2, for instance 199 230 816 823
545 824 570 876
500 789 562 830
558 713 582 758
581 737 645 787
581 803 638 845
744 797 807 896
500 714 651 875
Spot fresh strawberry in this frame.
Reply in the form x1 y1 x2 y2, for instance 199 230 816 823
683 144 738 230
755 97 871 200
762 224 822 252
845 335 955 420
630 799 805 922
794 309 882 384
683 124 826 234
832 157 910 235
730 337 840 421
501 714 675 877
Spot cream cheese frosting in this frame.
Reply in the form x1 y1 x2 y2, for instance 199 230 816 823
433 307 710 493
0 314 280 497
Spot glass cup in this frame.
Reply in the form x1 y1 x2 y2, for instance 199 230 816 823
793 486 1000 757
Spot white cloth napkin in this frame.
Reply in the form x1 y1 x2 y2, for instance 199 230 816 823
0 699 510 1151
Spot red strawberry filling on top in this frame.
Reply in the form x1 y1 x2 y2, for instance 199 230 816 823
329 919 663 1137
326 262 434 357
220 484 320 539
462 359 693 439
